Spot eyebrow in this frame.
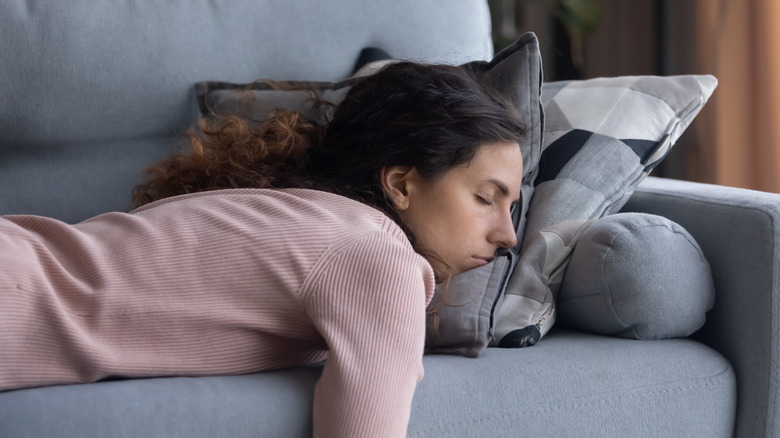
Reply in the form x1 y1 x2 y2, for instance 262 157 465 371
487 178 522 204
487 178 510 196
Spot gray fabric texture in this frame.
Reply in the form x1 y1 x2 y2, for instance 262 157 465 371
559 212 715 339
0 330 736 438
0 137 182 221
0 0 493 223
623 176 780 438
492 75 718 348
425 257 511 356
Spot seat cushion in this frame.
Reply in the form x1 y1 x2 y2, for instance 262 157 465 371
0 330 735 438
411 330 735 437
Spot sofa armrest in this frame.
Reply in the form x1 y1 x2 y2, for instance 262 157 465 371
621 176 780 438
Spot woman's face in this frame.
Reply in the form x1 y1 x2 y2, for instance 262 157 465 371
390 141 524 280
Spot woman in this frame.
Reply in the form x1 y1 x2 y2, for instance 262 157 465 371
0 62 525 437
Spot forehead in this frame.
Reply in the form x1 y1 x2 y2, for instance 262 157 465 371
462 141 524 196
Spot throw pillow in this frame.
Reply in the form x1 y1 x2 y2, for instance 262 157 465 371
195 47 391 124
558 213 715 339
195 79 355 127
491 74 718 348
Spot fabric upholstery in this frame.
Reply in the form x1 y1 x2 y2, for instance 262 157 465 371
0 330 736 438
558 212 715 339
623 176 780 438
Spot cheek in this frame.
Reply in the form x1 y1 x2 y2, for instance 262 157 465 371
403 176 480 256
420 196 476 250
406 196 453 244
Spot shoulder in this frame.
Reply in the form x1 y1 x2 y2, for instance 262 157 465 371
127 188 433 293
131 188 384 228
131 187 373 214
129 188 388 237
303 230 436 310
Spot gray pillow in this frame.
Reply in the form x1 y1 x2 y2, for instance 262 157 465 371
195 79 354 126
491 74 718 348
558 213 715 340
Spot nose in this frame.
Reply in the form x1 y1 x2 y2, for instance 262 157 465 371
490 210 518 249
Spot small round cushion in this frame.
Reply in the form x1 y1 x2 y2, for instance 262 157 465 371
558 212 715 340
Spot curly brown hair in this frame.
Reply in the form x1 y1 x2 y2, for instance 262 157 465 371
133 61 527 225
131 109 321 207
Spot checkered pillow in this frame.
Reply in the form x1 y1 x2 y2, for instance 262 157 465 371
491 74 718 348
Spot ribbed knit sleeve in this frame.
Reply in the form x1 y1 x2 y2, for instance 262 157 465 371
303 229 435 438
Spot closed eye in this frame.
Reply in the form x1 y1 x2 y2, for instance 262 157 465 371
476 195 492 206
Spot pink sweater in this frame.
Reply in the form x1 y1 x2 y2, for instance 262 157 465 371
0 188 435 437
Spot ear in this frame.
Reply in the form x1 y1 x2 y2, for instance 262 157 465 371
379 165 416 211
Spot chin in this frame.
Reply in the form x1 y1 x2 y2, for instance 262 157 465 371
426 257 469 284
432 266 461 285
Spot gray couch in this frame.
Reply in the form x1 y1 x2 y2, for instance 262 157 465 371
1 1 777 437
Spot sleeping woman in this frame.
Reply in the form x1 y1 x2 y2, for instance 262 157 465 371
0 61 525 437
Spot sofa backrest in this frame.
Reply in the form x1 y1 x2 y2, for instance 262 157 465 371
0 0 493 223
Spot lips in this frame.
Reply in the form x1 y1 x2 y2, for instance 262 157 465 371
472 256 494 267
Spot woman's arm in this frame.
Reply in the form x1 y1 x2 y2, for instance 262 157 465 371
302 232 435 438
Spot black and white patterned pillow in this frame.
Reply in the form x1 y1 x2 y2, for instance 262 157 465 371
491 74 718 348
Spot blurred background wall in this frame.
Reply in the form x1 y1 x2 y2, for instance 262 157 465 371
489 0 780 193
